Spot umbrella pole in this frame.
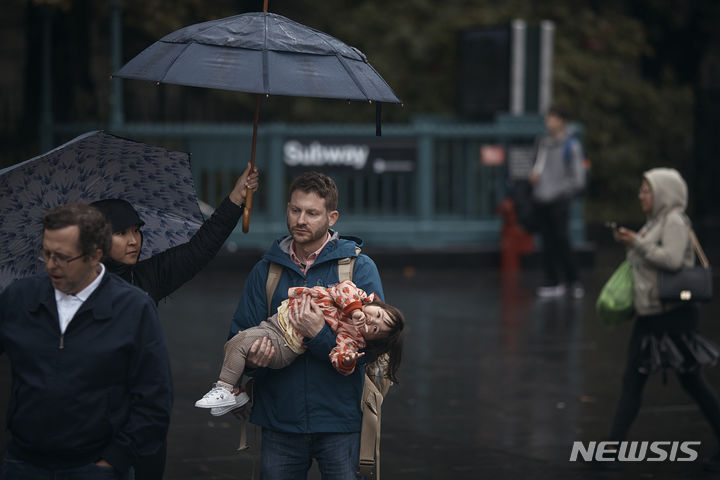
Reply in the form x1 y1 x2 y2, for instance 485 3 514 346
242 94 261 233
242 1 268 233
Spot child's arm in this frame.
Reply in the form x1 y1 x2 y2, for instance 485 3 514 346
341 349 365 365
329 332 363 375
349 309 365 327
328 280 369 317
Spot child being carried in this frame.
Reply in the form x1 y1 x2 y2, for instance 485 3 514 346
195 280 405 415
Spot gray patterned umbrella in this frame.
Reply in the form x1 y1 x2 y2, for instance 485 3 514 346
0 131 204 290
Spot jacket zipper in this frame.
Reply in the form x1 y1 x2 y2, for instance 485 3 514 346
59 333 65 349
305 355 310 432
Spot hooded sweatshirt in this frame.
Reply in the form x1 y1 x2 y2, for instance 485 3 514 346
531 126 586 203
627 168 695 316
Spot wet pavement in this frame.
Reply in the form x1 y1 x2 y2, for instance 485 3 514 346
153 243 720 480
3 244 720 479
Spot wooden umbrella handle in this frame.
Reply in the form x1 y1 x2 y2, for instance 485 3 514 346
244 2 268 233
242 191 253 233
242 94 261 233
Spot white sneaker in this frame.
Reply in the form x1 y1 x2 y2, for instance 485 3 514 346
210 389 250 417
195 384 239 409
536 284 566 298
571 283 585 299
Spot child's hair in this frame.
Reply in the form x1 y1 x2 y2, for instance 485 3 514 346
363 299 405 384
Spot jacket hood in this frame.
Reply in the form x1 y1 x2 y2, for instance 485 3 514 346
644 168 687 218
264 230 363 267
102 257 135 281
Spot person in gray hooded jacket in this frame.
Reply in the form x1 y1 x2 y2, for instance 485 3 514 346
530 105 586 298
607 167 720 470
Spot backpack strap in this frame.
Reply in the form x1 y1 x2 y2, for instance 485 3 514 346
266 262 283 317
358 373 383 478
351 243 390 479
266 246 361 313
562 135 575 168
337 246 361 283
562 134 587 196
358 353 393 479
232 380 255 451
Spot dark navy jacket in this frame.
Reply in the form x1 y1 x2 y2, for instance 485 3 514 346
229 232 383 433
0 271 173 472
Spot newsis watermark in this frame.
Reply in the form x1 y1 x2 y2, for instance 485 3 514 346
569 441 701 463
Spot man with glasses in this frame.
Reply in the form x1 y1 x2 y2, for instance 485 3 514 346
0 203 172 479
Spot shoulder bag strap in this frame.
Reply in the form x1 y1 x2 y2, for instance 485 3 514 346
689 228 710 268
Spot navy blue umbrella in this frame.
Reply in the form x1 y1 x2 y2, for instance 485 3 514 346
114 12 400 104
114 7 401 232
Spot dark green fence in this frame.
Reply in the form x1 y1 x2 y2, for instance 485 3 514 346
54 114 586 250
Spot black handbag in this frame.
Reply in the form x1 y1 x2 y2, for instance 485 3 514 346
657 228 713 303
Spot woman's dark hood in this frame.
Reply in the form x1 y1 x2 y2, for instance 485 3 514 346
103 256 135 280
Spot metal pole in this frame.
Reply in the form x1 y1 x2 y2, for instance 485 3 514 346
417 131 434 222
510 19 526 116
538 20 555 115
109 0 124 130
39 7 54 152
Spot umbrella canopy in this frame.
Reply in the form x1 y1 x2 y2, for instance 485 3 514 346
0 131 205 290
114 10 401 233
114 12 401 104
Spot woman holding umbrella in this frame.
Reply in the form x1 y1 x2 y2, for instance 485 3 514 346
91 162 258 479
92 163 257 303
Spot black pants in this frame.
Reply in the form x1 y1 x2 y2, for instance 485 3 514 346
134 441 167 480
609 306 720 442
536 199 578 285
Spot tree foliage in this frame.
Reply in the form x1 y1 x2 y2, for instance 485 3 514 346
19 0 720 221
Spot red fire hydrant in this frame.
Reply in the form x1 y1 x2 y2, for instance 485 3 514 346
496 197 534 272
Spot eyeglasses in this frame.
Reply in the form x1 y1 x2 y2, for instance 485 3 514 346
38 250 85 268
638 187 652 195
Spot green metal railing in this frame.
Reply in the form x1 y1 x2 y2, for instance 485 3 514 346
54 114 585 250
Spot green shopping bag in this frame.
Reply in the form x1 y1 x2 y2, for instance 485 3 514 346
596 260 635 326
